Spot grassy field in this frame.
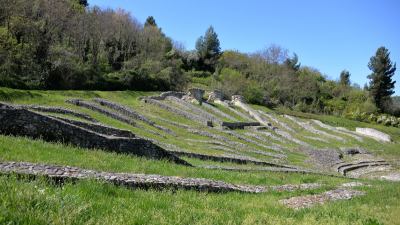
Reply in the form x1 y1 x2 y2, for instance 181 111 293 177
1 87 400 224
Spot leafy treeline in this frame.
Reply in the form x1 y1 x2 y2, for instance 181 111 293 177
212 45 397 116
0 0 397 117
0 0 187 90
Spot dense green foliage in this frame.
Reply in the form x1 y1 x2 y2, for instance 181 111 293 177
0 0 398 120
0 0 188 91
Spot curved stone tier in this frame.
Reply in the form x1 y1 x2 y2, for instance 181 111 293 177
0 161 266 193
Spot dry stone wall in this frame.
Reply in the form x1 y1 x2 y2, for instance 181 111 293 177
143 98 213 127
93 98 175 136
51 116 136 138
0 105 188 165
67 99 136 126
7 103 97 122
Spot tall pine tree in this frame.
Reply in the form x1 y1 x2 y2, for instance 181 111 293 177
195 26 221 72
367 46 396 112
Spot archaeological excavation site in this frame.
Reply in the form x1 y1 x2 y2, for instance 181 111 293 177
1 87 399 218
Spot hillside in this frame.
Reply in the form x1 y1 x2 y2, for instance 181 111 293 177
1 87 400 225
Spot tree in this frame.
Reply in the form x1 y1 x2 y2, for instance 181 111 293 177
256 44 288 64
195 26 221 71
285 53 300 71
144 16 157 27
367 46 396 112
339 70 351 86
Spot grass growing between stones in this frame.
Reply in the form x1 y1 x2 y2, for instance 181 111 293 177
1 173 399 225
1 88 400 224
0 135 343 186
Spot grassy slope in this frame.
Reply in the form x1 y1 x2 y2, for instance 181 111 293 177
0 87 400 224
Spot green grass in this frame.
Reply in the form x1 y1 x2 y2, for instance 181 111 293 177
1 87 400 224
0 136 399 224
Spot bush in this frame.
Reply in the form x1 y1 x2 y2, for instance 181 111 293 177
243 83 264 105
186 70 212 78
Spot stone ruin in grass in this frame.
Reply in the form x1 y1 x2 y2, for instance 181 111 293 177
0 102 189 166
182 88 205 105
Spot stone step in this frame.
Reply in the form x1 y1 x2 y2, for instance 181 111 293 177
93 98 175 136
337 161 390 176
169 151 294 169
67 99 136 126
50 116 136 138
0 161 266 193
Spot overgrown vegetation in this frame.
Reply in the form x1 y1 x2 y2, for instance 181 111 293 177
0 0 398 120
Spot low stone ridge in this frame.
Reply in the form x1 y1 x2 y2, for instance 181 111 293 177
94 98 154 125
0 161 266 193
304 136 329 143
340 182 366 187
284 115 345 142
2 103 97 122
154 117 192 129
257 110 295 133
336 161 390 176
93 98 175 136
355 127 392 142
280 188 365 209
0 104 188 165
221 122 261 130
227 106 255 121
312 120 363 142
229 98 310 147
169 150 294 168
201 165 314 174
270 183 322 192
187 128 282 158
202 102 236 121
143 98 213 127
166 96 221 124
51 116 136 138
67 99 136 126
243 132 285 151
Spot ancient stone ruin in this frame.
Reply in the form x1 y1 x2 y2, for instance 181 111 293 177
0 102 189 165
0 161 265 193
182 88 205 105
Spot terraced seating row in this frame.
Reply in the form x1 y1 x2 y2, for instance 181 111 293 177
336 160 391 176
6 103 97 122
0 161 265 193
0 103 188 165
67 99 136 126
